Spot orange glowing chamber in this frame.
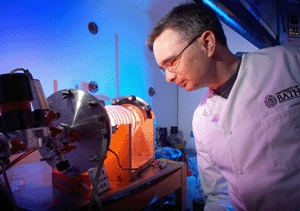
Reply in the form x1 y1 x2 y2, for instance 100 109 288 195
104 96 155 183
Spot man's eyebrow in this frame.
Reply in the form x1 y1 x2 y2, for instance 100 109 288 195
160 55 175 66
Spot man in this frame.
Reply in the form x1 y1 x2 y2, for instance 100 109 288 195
147 2 300 211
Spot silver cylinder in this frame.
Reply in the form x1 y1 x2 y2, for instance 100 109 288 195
30 79 50 110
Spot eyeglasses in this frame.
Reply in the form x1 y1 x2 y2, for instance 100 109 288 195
160 35 200 75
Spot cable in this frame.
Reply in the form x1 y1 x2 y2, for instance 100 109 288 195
280 0 286 33
78 181 92 192
107 148 142 171
107 148 124 170
0 161 18 211
0 149 37 175
9 68 33 79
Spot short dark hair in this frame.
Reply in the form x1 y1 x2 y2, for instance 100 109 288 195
146 2 227 51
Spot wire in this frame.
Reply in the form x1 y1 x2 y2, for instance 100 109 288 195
107 148 141 171
0 149 37 175
10 67 27 74
280 0 286 33
0 160 18 211
9 67 33 79
78 181 92 192
107 148 124 170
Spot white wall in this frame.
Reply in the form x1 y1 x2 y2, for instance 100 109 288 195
0 0 260 155
147 0 193 129
1 0 190 164
178 22 259 141
0 0 188 135
1 0 159 101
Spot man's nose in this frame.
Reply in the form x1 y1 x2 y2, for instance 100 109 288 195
165 71 176 83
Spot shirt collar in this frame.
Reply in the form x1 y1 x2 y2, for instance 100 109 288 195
212 58 242 99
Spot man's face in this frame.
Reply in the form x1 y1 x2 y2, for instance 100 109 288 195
153 28 211 92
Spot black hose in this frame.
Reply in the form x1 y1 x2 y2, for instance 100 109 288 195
0 149 36 175
0 161 18 211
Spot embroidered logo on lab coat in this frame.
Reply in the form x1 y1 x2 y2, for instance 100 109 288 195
265 85 300 108
275 85 300 103
264 95 277 108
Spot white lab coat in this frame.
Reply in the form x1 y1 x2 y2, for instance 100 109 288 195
192 44 300 211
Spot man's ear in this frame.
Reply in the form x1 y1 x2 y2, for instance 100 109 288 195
199 30 216 57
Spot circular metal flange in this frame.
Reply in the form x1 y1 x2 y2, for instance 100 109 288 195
112 95 154 119
38 89 111 174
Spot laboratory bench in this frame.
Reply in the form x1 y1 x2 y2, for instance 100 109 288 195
6 160 187 211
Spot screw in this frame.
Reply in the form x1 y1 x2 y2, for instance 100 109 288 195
89 155 100 162
87 101 98 106
101 129 108 135
112 99 117 105
40 155 53 161
62 89 73 99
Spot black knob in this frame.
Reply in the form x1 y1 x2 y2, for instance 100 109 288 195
56 160 70 171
